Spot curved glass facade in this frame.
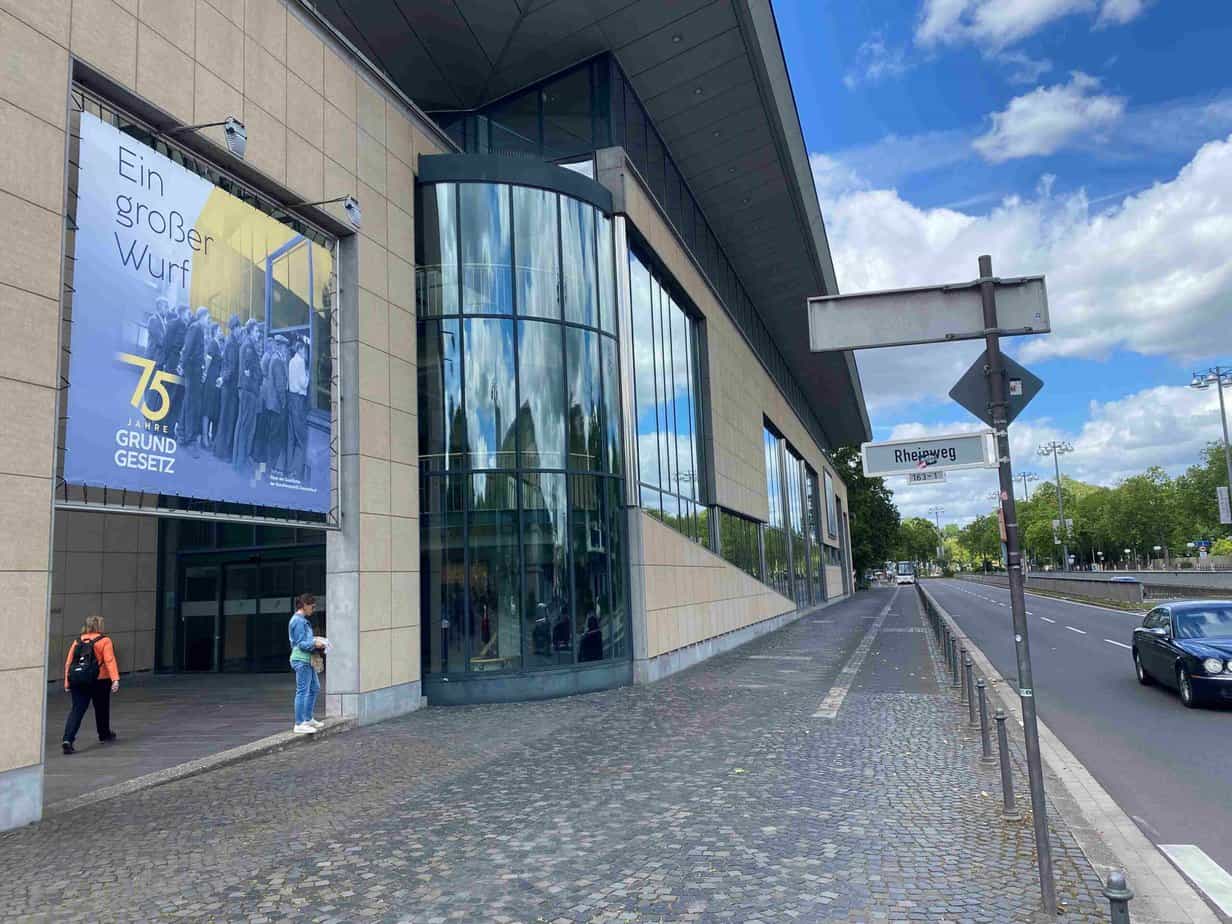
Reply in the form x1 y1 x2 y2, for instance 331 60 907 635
416 179 628 695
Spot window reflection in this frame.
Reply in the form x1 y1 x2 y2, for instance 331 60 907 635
513 186 560 319
415 178 626 679
421 474 466 674
566 327 602 472
460 183 512 314
517 320 566 470
463 318 517 469
523 471 570 668
417 319 462 472
416 184 458 316
630 254 659 490
561 198 598 326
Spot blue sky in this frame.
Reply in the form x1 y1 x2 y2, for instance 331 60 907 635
774 0 1232 524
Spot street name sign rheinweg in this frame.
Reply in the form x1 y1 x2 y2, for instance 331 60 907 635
808 275 1049 352
861 431 996 478
950 350 1043 427
908 470 947 484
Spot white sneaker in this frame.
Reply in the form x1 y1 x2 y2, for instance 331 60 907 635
308 719 325 729
293 722 317 734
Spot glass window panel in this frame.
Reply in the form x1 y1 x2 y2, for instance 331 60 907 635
600 335 622 477
463 318 517 469
218 523 255 548
466 473 521 672
570 474 609 663
597 214 616 334
416 184 458 317
720 510 762 581
630 253 659 490
824 469 838 538
646 130 666 203
654 281 675 496
522 471 570 668
516 320 566 470
561 198 598 326
641 485 664 521
417 318 463 472
670 299 695 501
623 83 646 170
177 519 215 549
421 474 466 675
486 91 540 157
566 326 601 471
459 183 512 314
697 504 712 551
604 478 628 659
513 186 560 319
542 66 593 160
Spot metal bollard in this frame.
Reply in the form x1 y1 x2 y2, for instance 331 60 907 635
994 709 1020 819
965 658 977 726
959 647 969 701
952 639 962 688
977 680 996 764
1103 870 1133 923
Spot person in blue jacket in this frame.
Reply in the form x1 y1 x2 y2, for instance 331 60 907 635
288 593 324 734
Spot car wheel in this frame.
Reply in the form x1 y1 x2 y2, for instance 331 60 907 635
1177 666 1203 709
1134 650 1152 686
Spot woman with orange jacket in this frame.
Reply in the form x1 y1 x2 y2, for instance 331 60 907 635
61 615 120 755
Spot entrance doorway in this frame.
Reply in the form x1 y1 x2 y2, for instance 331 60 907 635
160 519 326 673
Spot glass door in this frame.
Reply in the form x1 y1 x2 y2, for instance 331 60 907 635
254 561 294 670
181 565 220 671
221 563 259 671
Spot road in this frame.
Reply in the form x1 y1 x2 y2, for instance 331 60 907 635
925 578 1232 916
1031 571 1232 590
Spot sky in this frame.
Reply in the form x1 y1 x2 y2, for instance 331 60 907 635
774 0 1232 530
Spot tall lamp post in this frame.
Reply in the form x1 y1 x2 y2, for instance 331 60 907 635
1188 366 1232 492
1019 470 1039 503
1039 441 1074 571
928 505 945 566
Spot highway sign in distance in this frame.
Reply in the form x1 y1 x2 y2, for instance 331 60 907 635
861 431 996 477
950 350 1043 427
1219 486 1231 525
908 470 947 484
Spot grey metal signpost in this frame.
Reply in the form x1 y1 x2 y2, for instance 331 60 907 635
808 256 1056 914
977 255 1057 913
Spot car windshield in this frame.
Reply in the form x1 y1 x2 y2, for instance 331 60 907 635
1174 606 1232 639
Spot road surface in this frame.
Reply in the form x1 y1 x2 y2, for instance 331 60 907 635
926 578 1232 917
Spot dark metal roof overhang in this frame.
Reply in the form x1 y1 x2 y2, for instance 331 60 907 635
299 0 871 446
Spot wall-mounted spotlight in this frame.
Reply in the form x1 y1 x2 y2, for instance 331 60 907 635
166 116 246 158
282 194 363 231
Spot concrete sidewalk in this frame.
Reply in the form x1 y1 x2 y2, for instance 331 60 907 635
44 672 319 807
3 589 1109 922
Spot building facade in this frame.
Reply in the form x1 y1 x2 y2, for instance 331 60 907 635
0 0 867 830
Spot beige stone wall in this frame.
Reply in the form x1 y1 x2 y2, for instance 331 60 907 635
49 511 157 681
637 513 794 659
0 0 451 775
608 153 850 550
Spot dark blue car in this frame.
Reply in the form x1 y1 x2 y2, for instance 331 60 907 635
1132 601 1232 708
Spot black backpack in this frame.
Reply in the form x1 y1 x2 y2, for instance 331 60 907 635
67 635 105 688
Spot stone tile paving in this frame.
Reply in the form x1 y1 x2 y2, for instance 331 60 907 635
1 587 1108 922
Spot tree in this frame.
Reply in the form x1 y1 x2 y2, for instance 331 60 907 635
832 445 900 577
896 517 942 566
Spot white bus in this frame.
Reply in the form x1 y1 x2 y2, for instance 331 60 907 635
895 561 916 585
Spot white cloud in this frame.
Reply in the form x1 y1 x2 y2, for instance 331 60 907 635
973 72 1126 162
844 34 911 89
994 50 1053 84
917 0 1150 49
812 131 1232 401
889 385 1223 524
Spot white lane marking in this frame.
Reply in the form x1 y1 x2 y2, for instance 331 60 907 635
1105 639 1132 650
1041 617 1056 624
1065 626 1087 635
1159 845 1232 915
813 589 897 719
748 655 814 661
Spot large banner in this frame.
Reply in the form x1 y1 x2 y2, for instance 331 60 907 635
64 113 333 513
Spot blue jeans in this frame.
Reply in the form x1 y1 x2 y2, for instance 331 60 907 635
292 659 319 725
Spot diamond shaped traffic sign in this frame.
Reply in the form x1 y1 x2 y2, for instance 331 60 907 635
949 350 1043 427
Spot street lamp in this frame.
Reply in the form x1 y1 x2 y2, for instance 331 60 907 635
928 505 945 566
1124 548 1133 570
1018 470 1039 503
1039 441 1074 571
1187 365 1232 494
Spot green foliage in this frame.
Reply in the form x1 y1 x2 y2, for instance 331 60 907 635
832 445 901 577
953 443 1232 568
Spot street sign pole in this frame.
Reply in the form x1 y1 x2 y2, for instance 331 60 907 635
979 254 1057 914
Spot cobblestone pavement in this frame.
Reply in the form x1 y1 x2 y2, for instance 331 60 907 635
1 588 1109 923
